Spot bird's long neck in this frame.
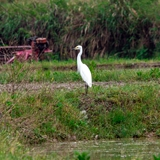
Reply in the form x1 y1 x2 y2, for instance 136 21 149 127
77 47 83 71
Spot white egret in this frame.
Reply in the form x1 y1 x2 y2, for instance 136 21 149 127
74 45 92 94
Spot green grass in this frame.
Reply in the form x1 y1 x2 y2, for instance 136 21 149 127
0 130 62 160
1 80 160 143
0 129 91 160
1 57 159 69
0 59 160 159
0 59 160 84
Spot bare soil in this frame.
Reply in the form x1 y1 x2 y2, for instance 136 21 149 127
0 62 160 72
0 81 159 93
35 62 160 71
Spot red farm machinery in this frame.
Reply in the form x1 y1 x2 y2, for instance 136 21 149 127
0 37 52 64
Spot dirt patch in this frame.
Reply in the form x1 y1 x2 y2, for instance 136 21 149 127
0 62 160 72
0 81 159 93
30 62 160 71
98 62 160 69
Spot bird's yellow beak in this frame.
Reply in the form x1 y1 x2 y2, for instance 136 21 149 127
73 46 78 50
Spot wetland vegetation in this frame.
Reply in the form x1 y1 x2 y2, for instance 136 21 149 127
1 0 160 159
1 0 160 59
0 59 160 159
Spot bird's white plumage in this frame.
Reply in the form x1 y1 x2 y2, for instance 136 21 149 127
74 45 92 88
79 63 92 87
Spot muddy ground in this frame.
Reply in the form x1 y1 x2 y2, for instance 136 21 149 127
0 81 159 93
0 61 159 93
29 62 160 71
0 61 160 72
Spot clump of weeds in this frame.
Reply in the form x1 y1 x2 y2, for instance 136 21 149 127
0 81 160 144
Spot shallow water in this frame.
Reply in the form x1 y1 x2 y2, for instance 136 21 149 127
31 138 160 160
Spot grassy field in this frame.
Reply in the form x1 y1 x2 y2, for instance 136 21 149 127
1 0 160 159
0 58 160 84
0 58 160 159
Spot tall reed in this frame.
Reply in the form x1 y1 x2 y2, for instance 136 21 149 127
0 0 160 59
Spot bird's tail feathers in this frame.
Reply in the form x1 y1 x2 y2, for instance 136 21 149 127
88 83 92 87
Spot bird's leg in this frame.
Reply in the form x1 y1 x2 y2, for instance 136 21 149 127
85 84 88 95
